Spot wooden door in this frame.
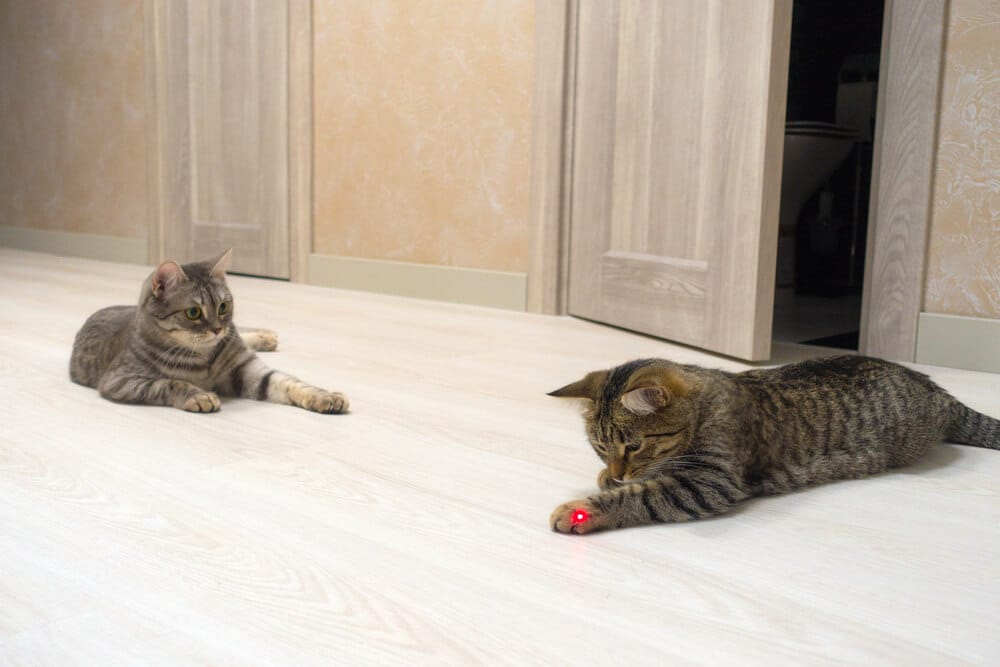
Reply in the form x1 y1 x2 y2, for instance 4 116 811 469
568 0 792 360
147 0 291 278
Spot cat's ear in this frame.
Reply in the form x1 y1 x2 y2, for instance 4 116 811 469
151 261 187 299
209 248 233 279
548 370 609 402
621 385 669 415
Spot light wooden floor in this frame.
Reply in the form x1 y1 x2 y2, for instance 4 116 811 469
1 248 998 665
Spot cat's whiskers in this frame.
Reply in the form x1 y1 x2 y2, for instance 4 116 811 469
645 455 710 477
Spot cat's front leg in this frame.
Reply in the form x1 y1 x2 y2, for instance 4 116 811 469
550 498 608 534
551 471 749 534
231 356 349 414
98 372 220 413
239 328 278 352
267 371 349 413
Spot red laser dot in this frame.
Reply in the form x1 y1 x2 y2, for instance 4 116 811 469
572 509 589 525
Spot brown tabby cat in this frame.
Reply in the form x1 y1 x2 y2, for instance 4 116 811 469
70 250 348 414
548 356 998 534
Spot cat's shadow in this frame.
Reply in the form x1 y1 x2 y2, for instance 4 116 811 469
894 442 963 474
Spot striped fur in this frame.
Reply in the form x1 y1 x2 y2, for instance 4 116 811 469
69 251 348 415
549 356 999 534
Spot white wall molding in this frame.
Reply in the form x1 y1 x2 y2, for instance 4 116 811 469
0 226 147 265
915 312 1000 373
308 254 527 311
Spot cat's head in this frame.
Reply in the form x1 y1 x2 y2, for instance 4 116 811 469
549 359 698 483
141 249 235 349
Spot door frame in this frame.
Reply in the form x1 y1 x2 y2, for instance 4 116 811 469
528 0 947 363
143 0 312 282
526 0 577 315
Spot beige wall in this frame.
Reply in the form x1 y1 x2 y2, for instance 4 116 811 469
0 0 147 240
312 0 535 273
924 0 1000 318
0 0 537 275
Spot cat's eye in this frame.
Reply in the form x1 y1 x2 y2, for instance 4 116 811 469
184 306 202 320
218 301 230 316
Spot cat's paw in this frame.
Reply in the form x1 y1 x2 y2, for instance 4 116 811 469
550 499 606 535
181 391 221 413
243 329 278 352
304 390 349 414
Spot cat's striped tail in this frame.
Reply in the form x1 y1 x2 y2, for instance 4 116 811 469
946 401 1000 449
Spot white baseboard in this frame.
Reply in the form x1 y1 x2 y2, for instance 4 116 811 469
0 226 147 265
916 312 1000 373
308 253 527 311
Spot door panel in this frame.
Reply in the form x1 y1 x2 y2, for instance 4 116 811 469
151 0 290 278
568 0 792 360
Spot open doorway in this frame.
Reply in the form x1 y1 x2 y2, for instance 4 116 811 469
772 0 886 350
530 0 944 363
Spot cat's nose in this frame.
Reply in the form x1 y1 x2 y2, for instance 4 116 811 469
212 327 223 335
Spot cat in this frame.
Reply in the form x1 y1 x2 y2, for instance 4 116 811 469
70 250 348 415
548 355 999 534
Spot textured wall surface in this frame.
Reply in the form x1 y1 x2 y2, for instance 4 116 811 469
925 0 1000 317
0 0 147 239
313 0 535 272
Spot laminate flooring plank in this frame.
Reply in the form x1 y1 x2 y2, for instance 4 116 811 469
0 249 998 665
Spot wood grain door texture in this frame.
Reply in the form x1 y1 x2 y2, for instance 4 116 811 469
146 0 296 279
567 0 792 361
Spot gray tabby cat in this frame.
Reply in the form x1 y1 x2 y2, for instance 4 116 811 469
70 250 348 414
548 355 998 534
